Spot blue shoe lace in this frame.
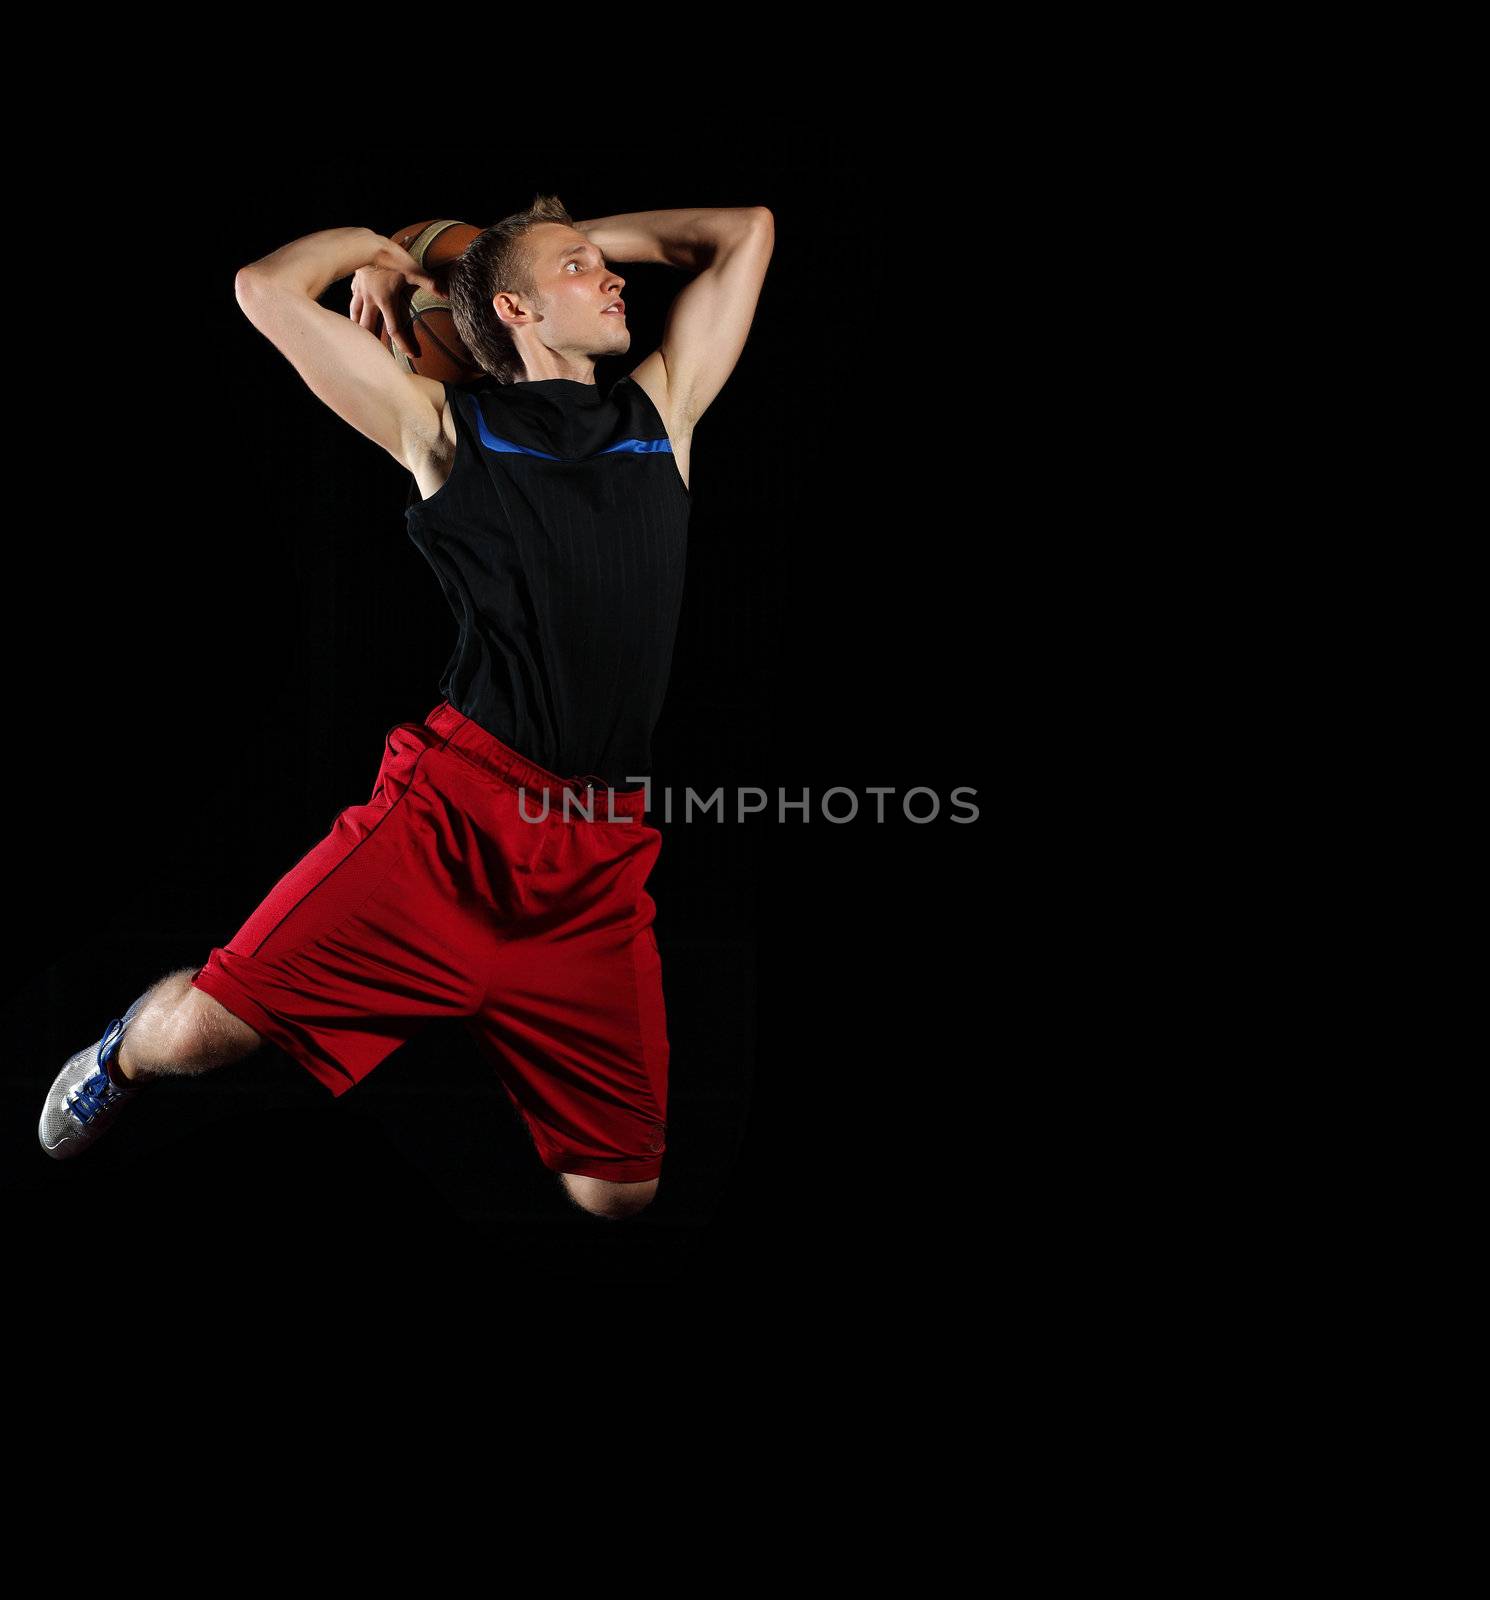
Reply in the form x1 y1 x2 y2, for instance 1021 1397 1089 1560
66 1017 132 1125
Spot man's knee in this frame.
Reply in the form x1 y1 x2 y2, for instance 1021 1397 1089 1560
559 1172 660 1220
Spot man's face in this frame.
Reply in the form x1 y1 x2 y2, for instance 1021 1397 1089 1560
511 223 630 358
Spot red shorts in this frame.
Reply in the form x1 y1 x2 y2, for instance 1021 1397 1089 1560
189 702 669 1182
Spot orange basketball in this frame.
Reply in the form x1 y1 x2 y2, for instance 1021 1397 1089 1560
382 219 486 383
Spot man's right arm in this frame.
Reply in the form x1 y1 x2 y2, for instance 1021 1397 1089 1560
233 226 448 472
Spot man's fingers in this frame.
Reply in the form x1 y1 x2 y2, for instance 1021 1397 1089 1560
378 295 416 357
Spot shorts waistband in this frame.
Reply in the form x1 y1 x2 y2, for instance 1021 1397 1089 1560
422 702 649 820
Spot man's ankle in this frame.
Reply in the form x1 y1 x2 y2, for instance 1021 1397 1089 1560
109 1042 139 1086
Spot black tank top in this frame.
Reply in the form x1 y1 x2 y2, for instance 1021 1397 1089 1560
404 373 691 788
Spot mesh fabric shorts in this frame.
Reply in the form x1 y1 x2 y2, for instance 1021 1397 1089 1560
189 701 669 1182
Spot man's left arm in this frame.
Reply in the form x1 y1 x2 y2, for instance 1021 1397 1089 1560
574 206 775 436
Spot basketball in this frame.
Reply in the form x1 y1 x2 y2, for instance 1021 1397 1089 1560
382 219 485 383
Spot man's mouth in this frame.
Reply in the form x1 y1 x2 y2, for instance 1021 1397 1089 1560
603 301 626 317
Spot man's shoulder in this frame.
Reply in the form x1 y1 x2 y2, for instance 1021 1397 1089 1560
621 354 690 445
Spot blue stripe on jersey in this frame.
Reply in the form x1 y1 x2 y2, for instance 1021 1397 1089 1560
597 437 675 455
470 401 560 458
469 396 673 459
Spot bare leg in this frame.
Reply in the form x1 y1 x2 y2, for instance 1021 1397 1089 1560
558 1172 660 1221
113 967 263 1083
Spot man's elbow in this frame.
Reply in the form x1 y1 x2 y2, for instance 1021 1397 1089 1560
234 264 268 313
233 266 304 343
235 263 301 320
713 207 773 261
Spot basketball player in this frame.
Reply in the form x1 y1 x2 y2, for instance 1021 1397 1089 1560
38 195 775 1221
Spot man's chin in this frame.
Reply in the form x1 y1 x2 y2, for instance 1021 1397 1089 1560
587 331 630 358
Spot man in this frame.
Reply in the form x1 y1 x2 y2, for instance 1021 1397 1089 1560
37 194 775 1222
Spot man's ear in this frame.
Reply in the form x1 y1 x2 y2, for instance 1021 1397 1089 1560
492 289 530 327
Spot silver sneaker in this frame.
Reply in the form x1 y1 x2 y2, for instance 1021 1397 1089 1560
38 992 150 1161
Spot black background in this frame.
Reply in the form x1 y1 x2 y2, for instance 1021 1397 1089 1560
4 126 985 1295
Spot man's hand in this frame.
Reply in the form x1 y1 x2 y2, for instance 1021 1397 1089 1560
349 240 440 358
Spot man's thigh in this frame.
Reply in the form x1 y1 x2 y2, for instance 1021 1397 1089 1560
187 721 487 1096
465 922 670 1183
